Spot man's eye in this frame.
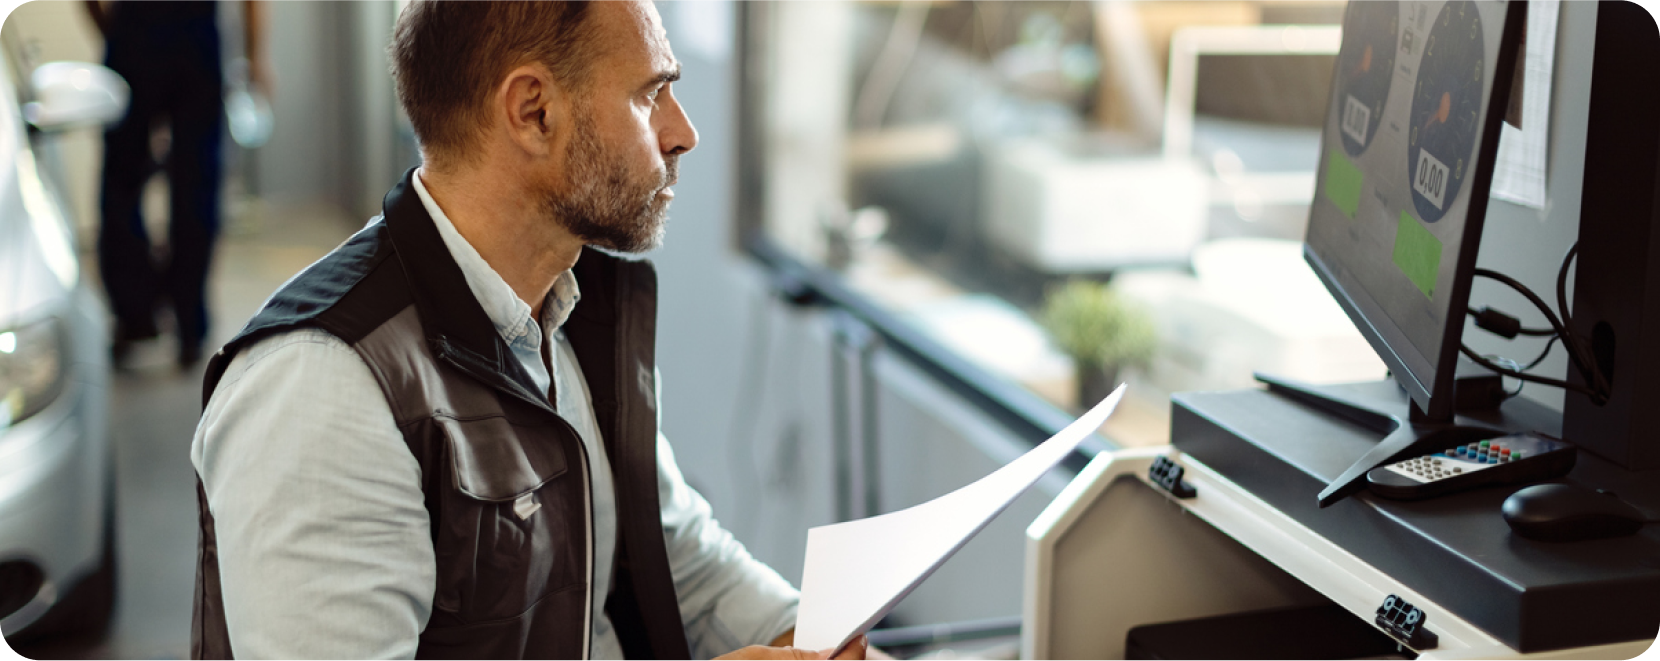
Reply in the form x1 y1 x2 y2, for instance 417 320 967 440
646 86 662 103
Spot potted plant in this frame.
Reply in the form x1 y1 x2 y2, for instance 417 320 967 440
1040 279 1157 410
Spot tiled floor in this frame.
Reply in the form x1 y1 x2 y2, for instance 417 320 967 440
9 201 356 660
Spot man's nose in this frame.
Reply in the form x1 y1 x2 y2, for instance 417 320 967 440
661 92 698 156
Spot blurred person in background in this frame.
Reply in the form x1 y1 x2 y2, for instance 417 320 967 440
84 0 268 368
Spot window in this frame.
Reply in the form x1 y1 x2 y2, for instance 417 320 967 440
739 1 1383 447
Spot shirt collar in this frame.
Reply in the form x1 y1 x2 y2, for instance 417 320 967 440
411 171 581 345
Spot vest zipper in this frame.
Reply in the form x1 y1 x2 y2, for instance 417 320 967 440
575 433 594 659
548 339 593 660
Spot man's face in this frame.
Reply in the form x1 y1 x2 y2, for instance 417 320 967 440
542 1 696 254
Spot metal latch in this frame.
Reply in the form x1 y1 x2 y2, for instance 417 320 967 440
1375 594 1438 650
1149 456 1197 498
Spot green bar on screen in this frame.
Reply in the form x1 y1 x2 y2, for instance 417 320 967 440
1324 149 1364 218
1393 211 1443 299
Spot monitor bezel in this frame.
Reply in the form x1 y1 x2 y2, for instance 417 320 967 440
1304 0 1527 422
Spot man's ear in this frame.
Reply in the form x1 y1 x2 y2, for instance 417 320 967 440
497 63 561 157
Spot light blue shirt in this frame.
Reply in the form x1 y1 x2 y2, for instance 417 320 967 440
190 173 799 659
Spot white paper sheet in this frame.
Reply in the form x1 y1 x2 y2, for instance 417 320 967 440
1491 0 1560 210
793 385 1127 652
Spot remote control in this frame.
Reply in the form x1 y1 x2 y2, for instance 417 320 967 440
1366 432 1577 500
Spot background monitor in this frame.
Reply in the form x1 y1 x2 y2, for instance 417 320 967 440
1304 0 1523 421
1162 25 1340 242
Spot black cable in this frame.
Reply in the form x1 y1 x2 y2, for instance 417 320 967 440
1479 336 1558 400
1472 268 1572 345
1522 334 1559 371
1465 244 1611 403
1552 243 1608 398
1460 344 1601 397
1485 352 1527 399
1472 266 1609 399
1464 307 1555 337
1490 335 1561 400
1557 243 1578 329
1474 267 1593 379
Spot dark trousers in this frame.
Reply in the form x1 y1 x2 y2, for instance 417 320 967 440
98 14 224 351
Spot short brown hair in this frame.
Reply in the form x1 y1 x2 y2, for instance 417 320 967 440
390 1 595 167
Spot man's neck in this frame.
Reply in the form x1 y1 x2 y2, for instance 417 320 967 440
416 166 582 319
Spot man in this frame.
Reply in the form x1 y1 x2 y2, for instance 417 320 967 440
189 2 867 658
87 0 268 367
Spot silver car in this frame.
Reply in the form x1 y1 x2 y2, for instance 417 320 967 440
0 54 123 643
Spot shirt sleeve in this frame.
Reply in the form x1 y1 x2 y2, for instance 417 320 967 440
191 329 435 659
654 372 801 659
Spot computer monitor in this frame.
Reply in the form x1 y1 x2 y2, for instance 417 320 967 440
1304 0 1525 422
1162 25 1341 241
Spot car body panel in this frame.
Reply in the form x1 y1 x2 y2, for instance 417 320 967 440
0 51 115 637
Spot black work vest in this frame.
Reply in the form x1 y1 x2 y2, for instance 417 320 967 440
191 169 692 659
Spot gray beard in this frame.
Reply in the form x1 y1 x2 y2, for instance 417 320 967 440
544 113 676 254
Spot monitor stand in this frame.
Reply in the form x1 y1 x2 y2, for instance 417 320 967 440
1253 373 1507 507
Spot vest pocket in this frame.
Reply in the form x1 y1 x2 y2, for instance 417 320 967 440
433 415 585 623
438 415 567 500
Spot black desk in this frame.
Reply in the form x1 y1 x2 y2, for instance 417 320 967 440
1172 381 1660 652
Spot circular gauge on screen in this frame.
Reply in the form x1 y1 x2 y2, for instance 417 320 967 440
1335 0 1399 156
1408 0 1485 223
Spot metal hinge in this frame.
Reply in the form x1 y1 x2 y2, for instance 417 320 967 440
1150 456 1197 499
1375 594 1438 650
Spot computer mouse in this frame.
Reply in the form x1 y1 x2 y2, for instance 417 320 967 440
1502 483 1648 542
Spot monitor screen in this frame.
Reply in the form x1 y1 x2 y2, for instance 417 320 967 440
1305 0 1521 419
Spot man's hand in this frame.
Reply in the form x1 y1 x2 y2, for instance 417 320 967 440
737 631 903 661
714 635 869 660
